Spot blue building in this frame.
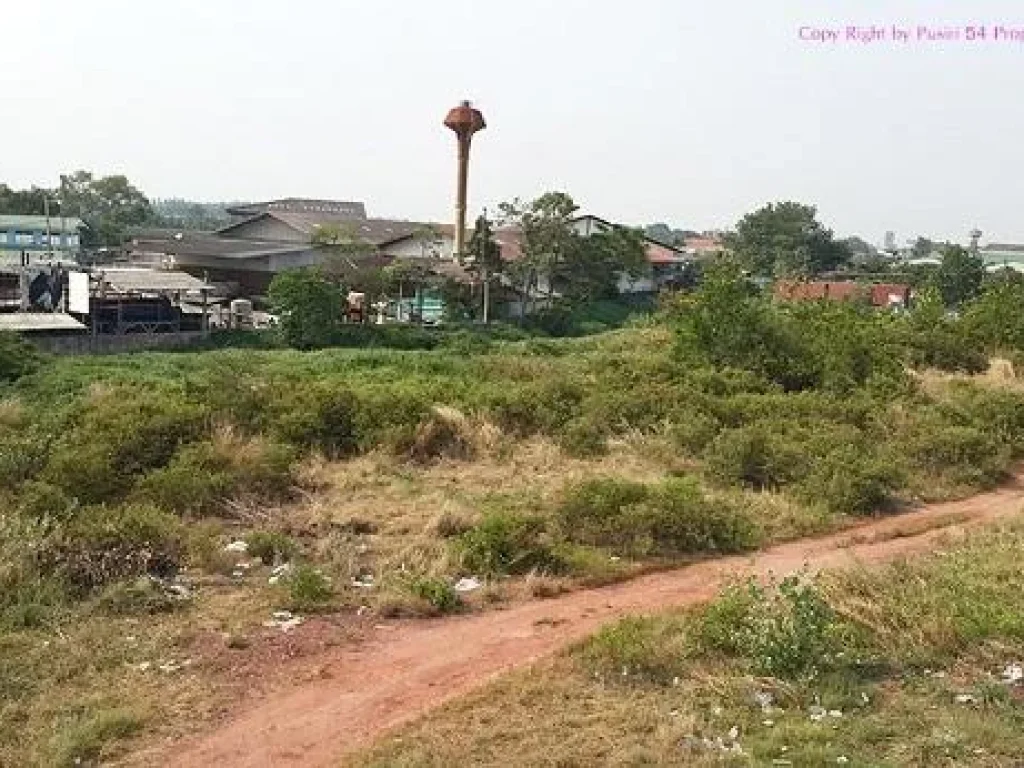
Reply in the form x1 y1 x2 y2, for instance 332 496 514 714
0 214 85 265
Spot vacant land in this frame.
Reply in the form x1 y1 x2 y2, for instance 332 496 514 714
4 287 1024 765
358 524 1024 767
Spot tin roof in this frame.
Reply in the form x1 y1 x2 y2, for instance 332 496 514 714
99 268 211 293
0 312 87 332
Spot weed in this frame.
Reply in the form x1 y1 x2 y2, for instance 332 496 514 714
284 564 334 612
409 576 462 614
245 530 299 565
456 513 564 576
48 708 143 768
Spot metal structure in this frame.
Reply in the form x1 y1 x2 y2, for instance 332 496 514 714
443 100 486 259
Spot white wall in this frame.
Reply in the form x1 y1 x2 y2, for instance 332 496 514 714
379 234 455 260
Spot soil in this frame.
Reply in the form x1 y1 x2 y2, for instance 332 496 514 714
136 478 1024 768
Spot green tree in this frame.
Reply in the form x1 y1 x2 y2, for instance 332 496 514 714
267 269 343 349
934 244 985 308
568 225 649 302
726 202 851 278
911 237 936 259
961 281 1024 350
0 184 51 215
59 171 154 247
467 213 504 323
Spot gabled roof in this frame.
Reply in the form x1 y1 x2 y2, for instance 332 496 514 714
99 268 211 294
216 212 425 246
131 230 307 260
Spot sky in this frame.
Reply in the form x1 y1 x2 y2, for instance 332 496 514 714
1 0 1022 245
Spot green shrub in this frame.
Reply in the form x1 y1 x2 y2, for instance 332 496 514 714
702 425 803 490
694 576 840 679
555 478 650 547
136 432 295 515
667 413 721 455
906 423 1010 487
44 390 208 505
95 576 181 616
904 328 988 374
457 513 564 576
16 481 76 521
409 576 462 614
246 530 299 565
271 384 359 457
0 576 65 630
48 709 143 768
39 504 184 591
0 428 51 488
578 615 688 685
284 564 334 612
556 477 758 557
795 447 903 516
0 331 41 383
558 417 609 458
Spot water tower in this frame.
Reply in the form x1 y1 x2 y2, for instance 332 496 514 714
444 101 486 258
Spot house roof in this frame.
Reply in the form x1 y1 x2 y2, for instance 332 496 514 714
496 218 690 265
217 212 426 247
130 231 306 260
0 214 86 233
225 199 367 219
98 268 212 294
0 312 87 332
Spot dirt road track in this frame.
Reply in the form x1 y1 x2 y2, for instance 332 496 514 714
159 479 1024 768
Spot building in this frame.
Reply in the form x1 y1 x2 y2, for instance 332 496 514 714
128 199 453 294
683 233 726 257
496 214 693 303
981 243 1024 274
774 280 911 309
0 214 85 265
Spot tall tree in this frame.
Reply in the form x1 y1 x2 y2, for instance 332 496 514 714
934 244 985 308
467 213 503 323
267 268 343 348
59 170 154 246
911 237 936 259
726 201 851 277
568 226 649 302
0 184 52 215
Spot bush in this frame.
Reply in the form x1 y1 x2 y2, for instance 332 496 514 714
48 709 143 768
409 576 462 614
694 576 840 679
578 615 688 685
40 504 184 591
246 530 299 565
271 384 359 457
558 417 609 458
457 513 564 576
284 564 334 612
408 406 476 463
795 447 902 516
0 331 41 383
95 576 182 616
702 426 803 491
668 412 721 455
556 477 758 557
44 390 208 505
136 433 295 515
16 481 76 521
904 328 988 374
906 424 1010 487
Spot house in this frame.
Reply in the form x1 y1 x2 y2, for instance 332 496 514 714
128 199 452 294
0 214 85 265
774 280 911 309
981 243 1024 274
683 233 726 257
496 214 692 299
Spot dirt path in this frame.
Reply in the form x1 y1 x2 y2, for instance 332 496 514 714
159 479 1024 768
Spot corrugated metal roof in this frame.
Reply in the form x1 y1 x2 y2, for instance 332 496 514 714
0 313 87 332
0 215 86 233
99 269 210 293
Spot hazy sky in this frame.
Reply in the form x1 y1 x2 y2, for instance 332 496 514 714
2 0 1022 245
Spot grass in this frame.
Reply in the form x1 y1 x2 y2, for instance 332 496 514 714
355 525 1024 767
3 318 1024 763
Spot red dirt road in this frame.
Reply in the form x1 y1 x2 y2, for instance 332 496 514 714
161 481 1024 768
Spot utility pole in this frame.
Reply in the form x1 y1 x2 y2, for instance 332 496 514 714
44 197 53 261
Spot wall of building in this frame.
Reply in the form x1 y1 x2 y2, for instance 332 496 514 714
379 235 455 260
